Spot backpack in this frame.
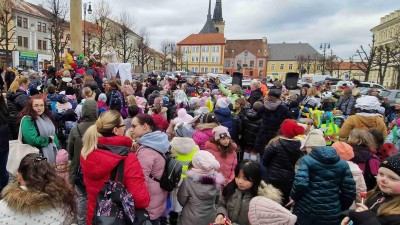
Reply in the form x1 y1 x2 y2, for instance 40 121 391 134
110 90 123 112
93 159 136 225
358 155 380 191
150 151 183 192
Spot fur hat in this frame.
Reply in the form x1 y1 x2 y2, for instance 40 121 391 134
212 126 230 141
305 129 326 147
332 142 354 161
191 150 220 175
380 155 400 177
280 119 305 139
56 149 68 165
174 108 194 124
98 93 107 103
216 98 229 108
379 143 398 161
249 196 297 225
355 96 381 111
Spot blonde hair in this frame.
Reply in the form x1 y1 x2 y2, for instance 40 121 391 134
347 129 376 149
230 84 242 96
82 87 94 99
124 80 130 85
307 87 320 97
9 75 29 93
367 186 400 216
81 110 123 159
63 70 70 77
127 95 137 106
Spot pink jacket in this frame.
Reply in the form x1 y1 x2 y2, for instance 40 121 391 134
205 141 237 186
136 146 168 220
193 123 219 150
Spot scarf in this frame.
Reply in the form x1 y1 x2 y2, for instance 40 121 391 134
36 115 58 163
264 100 282 110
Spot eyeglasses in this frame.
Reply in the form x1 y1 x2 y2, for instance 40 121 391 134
116 124 126 128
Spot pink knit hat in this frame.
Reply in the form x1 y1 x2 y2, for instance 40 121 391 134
191 150 220 175
173 108 194 124
249 196 297 225
197 97 207 107
56 149 68 165
212 126 230 141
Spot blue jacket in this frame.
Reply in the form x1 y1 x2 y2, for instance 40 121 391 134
214 107 233 135
291 146 356 225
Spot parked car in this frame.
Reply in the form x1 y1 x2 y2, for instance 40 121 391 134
359 82 385 89
379 89 400 107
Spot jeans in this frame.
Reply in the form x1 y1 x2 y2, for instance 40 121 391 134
0 149 9 192
75 185 87 225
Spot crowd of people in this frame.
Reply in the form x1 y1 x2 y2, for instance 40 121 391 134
0 59 400 225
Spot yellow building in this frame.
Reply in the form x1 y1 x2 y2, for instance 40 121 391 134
177 33 225 73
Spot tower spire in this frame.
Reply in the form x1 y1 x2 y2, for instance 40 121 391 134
208 0 211 17
199 0 218 34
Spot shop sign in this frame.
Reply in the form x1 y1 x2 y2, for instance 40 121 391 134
20 52 38 58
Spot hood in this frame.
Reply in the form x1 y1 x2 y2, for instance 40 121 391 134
1 184 58 214
309 146 340 165
277 138 302 153
245 109 260 121
137 131 170 153
215 107 232 117
355 115 382 129
187 170 224 187
171 137 199 154
6 89 25 101
257 181 283 204
82 99 98 122
351 145 373 163
196 122 219 131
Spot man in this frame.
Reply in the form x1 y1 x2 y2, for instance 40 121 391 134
248 79 263 107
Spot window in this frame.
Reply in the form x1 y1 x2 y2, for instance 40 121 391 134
259 60 264 68
42 23 46 33
38 40 42 50
182 46 189 53
43 40 47 50
201 56 209 62
271 64 275 70
211 68 219 73
17 16 22 27
213 46 220 52
17 36 22 46
23 37 28 48
201 67 209 73
202 46 209 52
280 64 284 70
23 18 28 28
250 60 254 68
250 71 253 76
192 46 199 53
37 22 42 32
191 56 199 62
212 56 219 62
237 60 242 66
317 65 321 70
225 60 231 67
289 64 293 70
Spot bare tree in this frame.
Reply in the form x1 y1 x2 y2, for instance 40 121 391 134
0 0 15 66
91 0 112 58
44 0 69 69
295 55 310 76
135 27 152 72
114 11 136 63
355 34 377 82
160 39 173 71
373 44 391 85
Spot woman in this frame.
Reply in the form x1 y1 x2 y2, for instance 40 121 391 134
368 88 379 97
216 78 242 103
134 81 143 97
131 114 170 224
336 88 356 117
0 93 9 191
0 153 76 224
20 95 59 163
80 110 150 225
6 75 30 140
301 87 320 110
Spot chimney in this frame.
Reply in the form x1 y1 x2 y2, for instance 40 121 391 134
262 37 267 43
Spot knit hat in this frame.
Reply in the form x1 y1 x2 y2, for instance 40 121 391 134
268 89 281 99
174 108 194 124
216 98 229 108
355 96 381 111
332 142 354 161
98 93 107 103
197 97 207 107
56 149 68 165
191 150 220 175
380 155 400 177
379 143 398 161
189 97 199 107
174 122 195 138
280 119 305 139
212 126 230 141
248 196 297 225
305 129 326 147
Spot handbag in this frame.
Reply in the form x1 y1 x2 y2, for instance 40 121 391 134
7 116 40 175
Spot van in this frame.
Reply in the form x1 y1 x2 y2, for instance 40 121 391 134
298 74 332 87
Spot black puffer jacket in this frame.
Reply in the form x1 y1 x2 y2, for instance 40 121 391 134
248 88 263 107
6 90 29 140
240 108 262 147
263 138 303 205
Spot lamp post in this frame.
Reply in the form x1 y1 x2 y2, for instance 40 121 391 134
83 2 92 56
319 42 330 75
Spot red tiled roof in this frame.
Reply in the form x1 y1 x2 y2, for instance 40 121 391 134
10 0 49 19
178 33 225 45
225 39 268 58
335 62 367 70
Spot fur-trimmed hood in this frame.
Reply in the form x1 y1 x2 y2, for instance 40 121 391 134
171 137 199 155
195 122 219 131
257 181 283 205
1 184 58 214
187 170 225 187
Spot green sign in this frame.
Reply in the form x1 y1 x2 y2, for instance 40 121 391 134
20 52 38 58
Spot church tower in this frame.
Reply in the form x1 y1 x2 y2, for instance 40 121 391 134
199 0 218 34
212 0 225 34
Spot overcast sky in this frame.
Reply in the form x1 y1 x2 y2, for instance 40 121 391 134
27 0 400 59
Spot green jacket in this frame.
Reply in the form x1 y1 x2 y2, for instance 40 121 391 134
218 83 239 103
21 116 59 149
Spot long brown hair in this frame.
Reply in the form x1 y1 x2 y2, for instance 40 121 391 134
367 186 400 216
210 137 236 158
20 95 55 125
18 153 76 216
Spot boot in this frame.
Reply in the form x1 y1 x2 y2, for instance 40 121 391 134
169 211 179 225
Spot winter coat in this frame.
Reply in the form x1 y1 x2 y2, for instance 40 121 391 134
29 77 41 88
0 184 69 225
193 123 219 150
290 146 356 225
96 100 109 110
178 170 224 225
217 83 239 103
337 95 356 115
248 88 263 107
6 90 29 139
263 138 303 205
171 137 199 179
63 52 73 70
217 189 253 225
80 136 150 224
347 161 367 210
385 125 400 150
339 114 387 140
347 191 400 225
214 107 234 135
83 81 101 101
144 84 160 100
0 124 9 152
20 115 60 151
136 131 170 220
350 144 378 190
67 99 98 184
240 108 262 147
255 104 290 153
205 141 237 185
151 114 169 132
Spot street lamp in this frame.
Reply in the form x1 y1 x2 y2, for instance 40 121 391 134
320 42 330 75
83 2 92 56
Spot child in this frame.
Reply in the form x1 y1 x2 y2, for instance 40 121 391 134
248 196 297 225
385 118 400 151
332 142 367 209
216 160 262 225
348 129 381 190
289 133 356 225
55 149 69 181
97 93 109 110
241 101 263 162
193 113 219 150
263 119 305 205
205 126 237 186
177 151 224 225
342 155 400 225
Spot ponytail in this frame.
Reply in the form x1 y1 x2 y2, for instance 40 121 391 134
81 124 99 159
9 75 29 93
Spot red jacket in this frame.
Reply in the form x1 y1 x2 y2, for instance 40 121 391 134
80 136 150 224
97 100 109 110
151 114 169 132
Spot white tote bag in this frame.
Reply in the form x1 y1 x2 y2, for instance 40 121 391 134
7 116 40 175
